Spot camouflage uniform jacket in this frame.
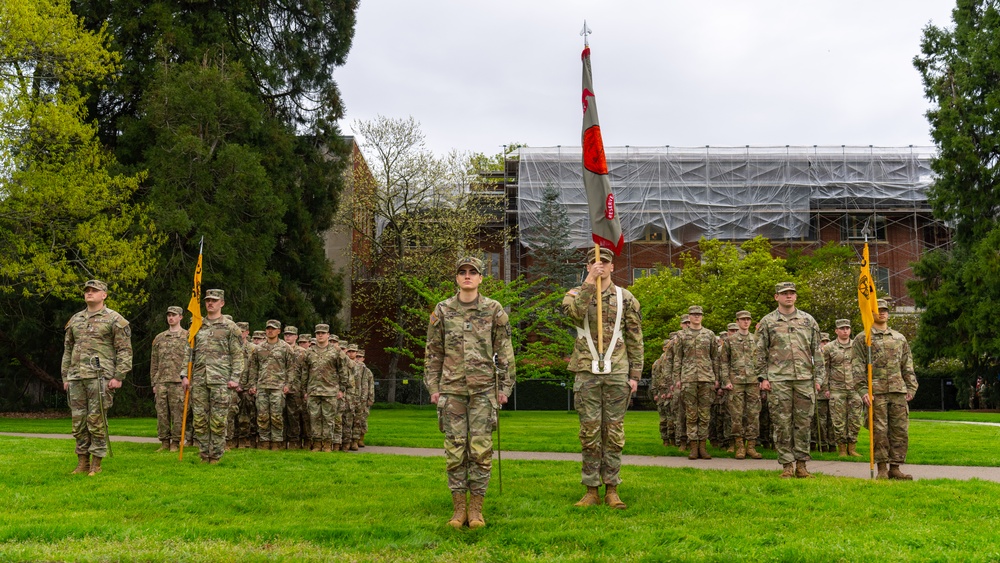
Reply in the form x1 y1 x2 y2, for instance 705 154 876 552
150 328 189 384
239 340 257 389
344 359 362 399
287 346 307 394
721 331 756 386
301 344 350 397
851 328 918 396
62 306 133 383
358 365 375 404
754 308 825 386
424 293 516 397
672 327 722 384
822 340 854 392
187 316 245 386
563 281 643 379
249 340 294 390
650 332 679 395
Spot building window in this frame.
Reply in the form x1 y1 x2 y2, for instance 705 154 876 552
485 252 501 278
633 268 653 280
923 223 949 249
640 227 666 243
873 266 889 295
843 215 886 241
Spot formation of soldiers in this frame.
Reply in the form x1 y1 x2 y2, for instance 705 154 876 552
651 284 917 480
145 293 376 460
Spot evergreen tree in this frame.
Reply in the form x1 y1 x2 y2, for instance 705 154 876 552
523 184 582 291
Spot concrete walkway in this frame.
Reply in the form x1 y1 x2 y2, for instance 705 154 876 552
4 431 999 483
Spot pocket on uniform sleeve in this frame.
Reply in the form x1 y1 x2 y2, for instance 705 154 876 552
436 395 447 433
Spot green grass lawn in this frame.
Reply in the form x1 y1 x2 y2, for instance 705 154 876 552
2 436 1000 562
4 407 1000 466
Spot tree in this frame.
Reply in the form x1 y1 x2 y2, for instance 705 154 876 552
0 0 161 394
909 1 1000 376
788 242 864 333
343 116 506 400
523 184 582 291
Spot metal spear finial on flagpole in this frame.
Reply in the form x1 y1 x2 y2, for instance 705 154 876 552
580 20 592 47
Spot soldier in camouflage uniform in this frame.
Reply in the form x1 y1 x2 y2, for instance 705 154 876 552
225 322 250 449
296 333 313 445
236 323 258 448
249 320 294 450
722 310 762 459
356 349 375 447
756 282 825 478
62 280 132 476
825 319 862 457
813 332 833 452
281 326 307 449
650 336 676 447
151 306 189 452
349 346 374 448
671 315 691 450
339 343 361 450
564 248 643 510
709 328 734 452
852 299 918 479
186 289 243 463
252 330 265 344
673 305 722 460
426 256 515 529
301 324 349 452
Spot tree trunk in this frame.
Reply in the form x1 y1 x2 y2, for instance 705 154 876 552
0 329 63 391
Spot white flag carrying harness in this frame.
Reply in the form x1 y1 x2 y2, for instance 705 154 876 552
579 286 624 374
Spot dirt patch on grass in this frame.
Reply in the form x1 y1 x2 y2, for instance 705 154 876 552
0 411 68 419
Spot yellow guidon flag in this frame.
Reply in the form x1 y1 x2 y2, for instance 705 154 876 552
857 242 878 345
187 237 204 346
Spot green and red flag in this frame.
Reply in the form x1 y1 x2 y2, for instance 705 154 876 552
581 44 624 255
857 242 878 345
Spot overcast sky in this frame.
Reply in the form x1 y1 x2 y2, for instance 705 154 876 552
335 1 955 157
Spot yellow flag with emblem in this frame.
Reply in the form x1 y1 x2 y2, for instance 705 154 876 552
186 238 204 346
857 242 878 345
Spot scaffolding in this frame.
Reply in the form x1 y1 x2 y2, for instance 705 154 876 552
515 145 948 306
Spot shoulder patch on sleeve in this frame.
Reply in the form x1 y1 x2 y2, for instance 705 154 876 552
429 307 440 326
495 309 509 326
567 289 580 297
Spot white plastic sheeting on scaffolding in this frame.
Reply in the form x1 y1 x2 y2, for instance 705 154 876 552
516 146 935 248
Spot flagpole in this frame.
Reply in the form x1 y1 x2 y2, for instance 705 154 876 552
179 237 204 461
866 237 875 480
595 243 604 356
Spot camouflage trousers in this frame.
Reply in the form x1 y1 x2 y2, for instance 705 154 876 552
284 393 308 443
709 391 731 447
770 380 815 465
439 392 496 495
350 400 366 441
192 383 230 460
307 395 338 441
728 382 761 440
671 390 687 446
758 392 773 448
656 399 674 443
574 372 630 487
813 399 832 450
872 393 909 464
340 396 357 445
830 389 862 444
226 389 240 440
153 382 185 442
333 396 344 444
683 381 714 442
256 389 285 443
68 378 115 458
237 393 257 440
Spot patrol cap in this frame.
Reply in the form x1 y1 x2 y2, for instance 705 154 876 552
680 314 690 323
252 330 265 338
166 306 183 316
204 289 224 300
84 279 108 292
775 281 796 294
735 310 751 320
330 334 340 342
835 319 851 328
346 342 358 352
314 324 330 334
357 349 366 357
297 333 311 343
284 325 298 335
820 332 830 342
877 299 889 310
265 319 281 329
688 305 704 315
718 331 727 337
587 248 615 264
727 323 738 331
236 321 249 331
456 256 484 274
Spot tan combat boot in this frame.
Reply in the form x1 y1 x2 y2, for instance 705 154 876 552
726 442 735 453
746 441 763 459
349 441 359 451
239 438 250 449
170 441 180 452
156 440 170 452
225 439 235 451
735 440 746 460
888 464 913 480
271 441 282 451
574 486 601 507
688 442 699 460
332 442 341 451
322 440 332 452
358 437 366 448
837 443 848 457
876 462 889 479
447 492 468 528
208 458 220 465
795 460 812 478
467 494 486 529
698 440 712 460
71 453 90 475
780 463 795 478
88 456 103 476
678 440 689 453
309 440 320 452
604 485 627 510
847 443 862 457
258 440 270 450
